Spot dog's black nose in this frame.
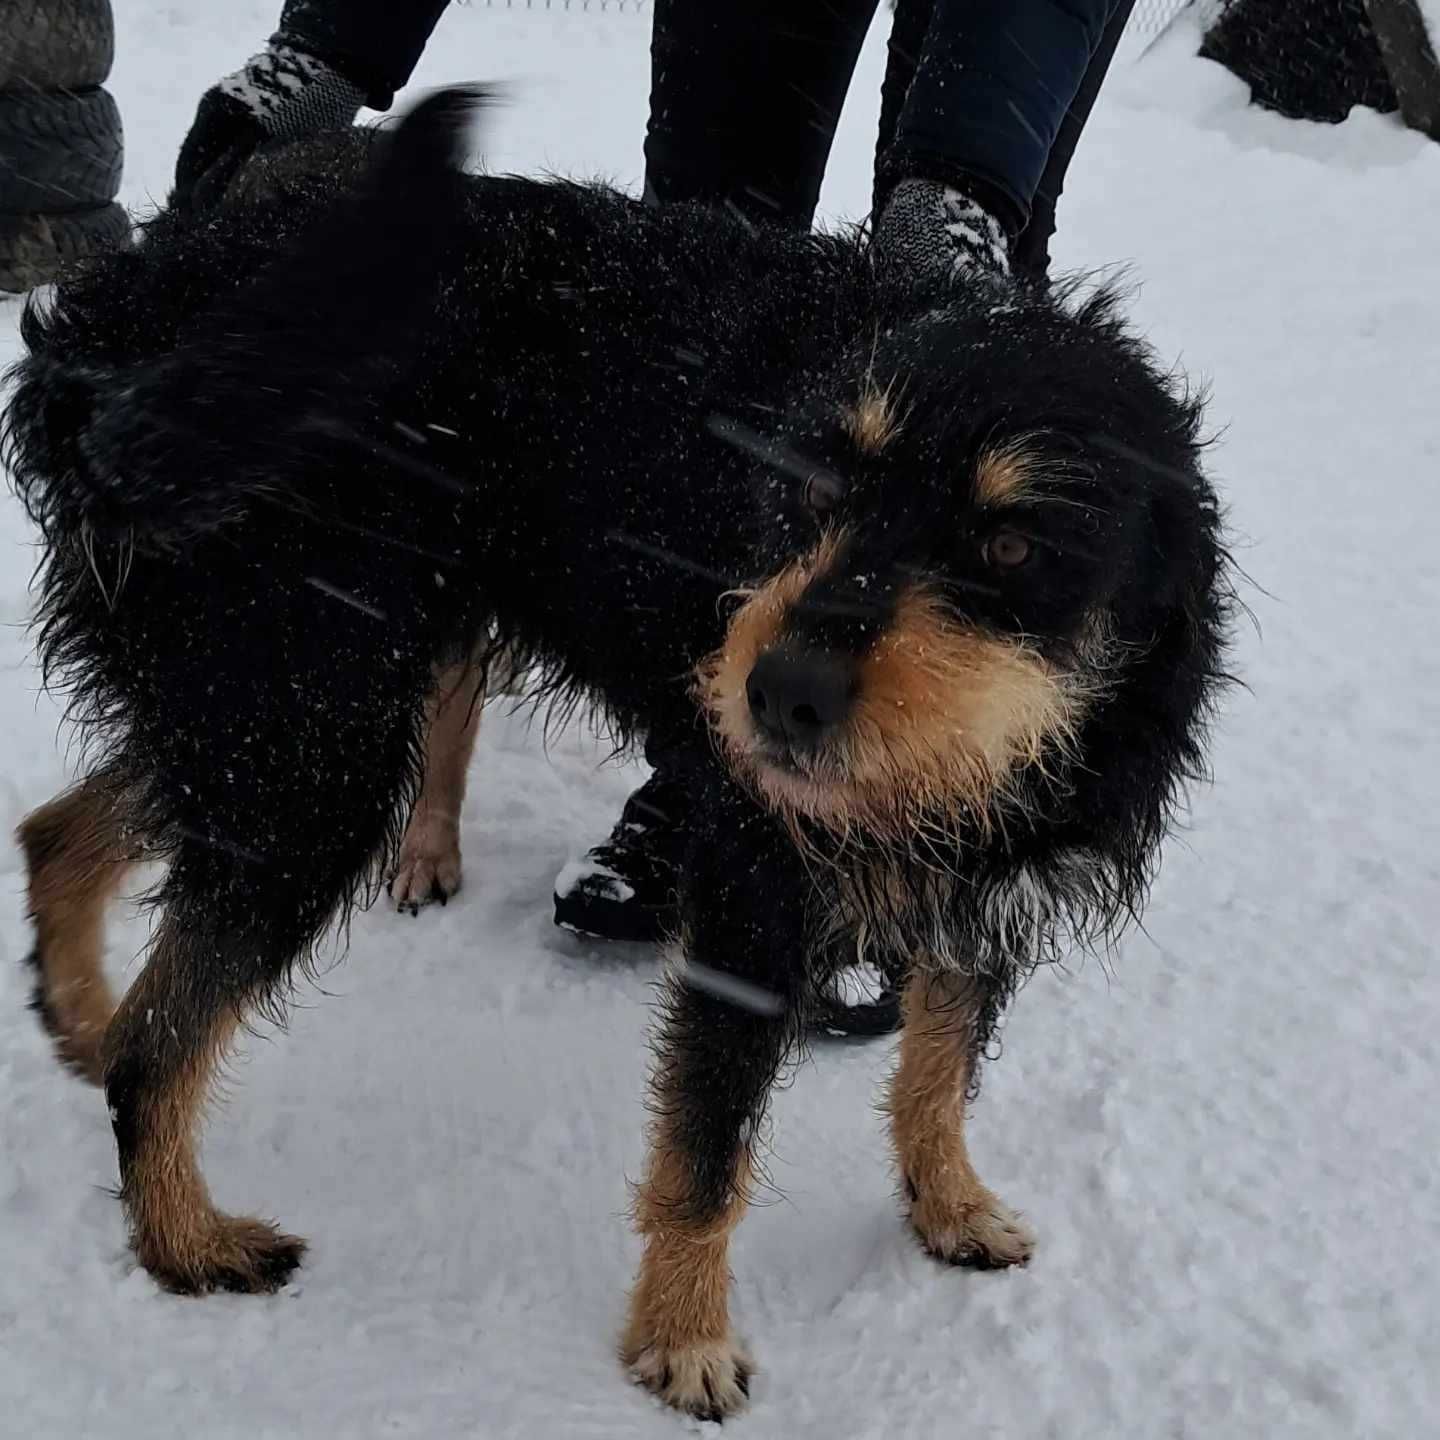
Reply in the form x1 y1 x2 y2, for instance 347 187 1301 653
746 647 856 751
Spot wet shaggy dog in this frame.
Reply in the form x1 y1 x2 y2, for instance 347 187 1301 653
5 91 1232 1419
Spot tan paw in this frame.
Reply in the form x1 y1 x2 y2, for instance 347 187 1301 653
388 815 462 914
623 1334 753 1421
909 1184 1036 1270
138 1213 307 1296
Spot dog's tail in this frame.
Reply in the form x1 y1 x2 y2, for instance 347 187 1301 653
5 85 486 549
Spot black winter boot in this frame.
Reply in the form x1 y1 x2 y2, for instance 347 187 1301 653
553 769 686 945
554 768 902 1037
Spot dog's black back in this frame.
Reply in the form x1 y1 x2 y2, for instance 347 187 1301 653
9 96 868 762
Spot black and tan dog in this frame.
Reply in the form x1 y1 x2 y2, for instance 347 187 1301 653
5 91 1232 1419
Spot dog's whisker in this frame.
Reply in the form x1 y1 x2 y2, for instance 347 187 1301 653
79 523 116 612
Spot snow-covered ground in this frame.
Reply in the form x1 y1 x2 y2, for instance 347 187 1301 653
3 5 1438 1436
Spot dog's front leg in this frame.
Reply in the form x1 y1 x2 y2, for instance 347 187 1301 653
621 777 807 1421
890 968 1035 1268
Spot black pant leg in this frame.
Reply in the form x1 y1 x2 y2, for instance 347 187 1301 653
1012 0 1135 281
875 0 1123 232
873 0 933 215
274 0 454 108
644 0 879 230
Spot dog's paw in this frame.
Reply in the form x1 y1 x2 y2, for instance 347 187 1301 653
140 1214 307 1296
388 815 462 915
909 1185 1035 1270
623 1334 753 1421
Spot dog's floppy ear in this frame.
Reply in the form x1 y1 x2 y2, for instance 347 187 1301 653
1060 451 1232 916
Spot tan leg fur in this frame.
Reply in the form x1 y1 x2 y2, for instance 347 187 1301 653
621 1119 755 1420
390 654 486 911
889 969 1036 1268
17 775 139 1085
104 912 305 1294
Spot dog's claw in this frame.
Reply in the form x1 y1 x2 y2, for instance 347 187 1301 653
144 1216 307 1297
389 817 462 913
626 1336 753 1420
910 1188 1036 1270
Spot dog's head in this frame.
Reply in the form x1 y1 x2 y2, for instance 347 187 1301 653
699 285 1230 864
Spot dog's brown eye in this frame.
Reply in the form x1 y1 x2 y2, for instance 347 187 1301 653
804 471 846 516
982 530 1033 570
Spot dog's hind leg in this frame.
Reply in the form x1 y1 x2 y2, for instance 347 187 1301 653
102 901 308 1294
888 969 1035 1269
104 786 416 1293
17 771 140 1085
100 624 430 1294
621 777 807 1421
389 649 487 914
102 711 427 1295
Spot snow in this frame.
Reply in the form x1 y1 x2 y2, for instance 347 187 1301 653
554 857 636 906
3 5 1439 1436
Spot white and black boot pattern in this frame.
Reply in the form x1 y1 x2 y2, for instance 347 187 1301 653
872 177 1012 288
217 43 367 142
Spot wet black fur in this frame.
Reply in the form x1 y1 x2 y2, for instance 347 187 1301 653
4 89 1232 1243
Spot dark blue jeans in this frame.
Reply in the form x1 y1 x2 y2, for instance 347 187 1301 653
275 0 1130 280
644 0 1134 280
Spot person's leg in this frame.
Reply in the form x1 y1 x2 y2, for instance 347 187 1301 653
873 0 934 213
872 0 1128 285
643 0 879 230
1012 0 1136 282
876 0 1123 229
270 0 453 109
